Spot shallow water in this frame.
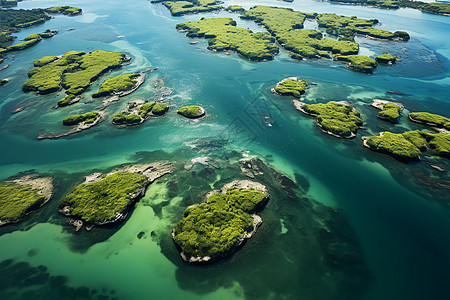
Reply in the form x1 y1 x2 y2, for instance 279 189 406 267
1 0 450 299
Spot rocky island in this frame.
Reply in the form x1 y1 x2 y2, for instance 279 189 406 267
172 180 269 263
59 161 174 230
177 105 205 118
293 100 364 138
23 50 130 95
371 99 404 123
112 99 169 126
272 77 308 97
0 175 53 226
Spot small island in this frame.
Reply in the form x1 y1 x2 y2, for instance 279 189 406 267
159 0 222 16
23 50 130 95
293 100 363 138
334 55 378 73
375 54 397 65
362 130 450 161
59 161 173 230
225 5 245 13
177 105 205 118
272 77 308 97
409 112 450 132
371 99 404 123
0 175 53 226
172 180 269 263
45 6 82 16
112 99 169 126
92 72 146 98
56 94 81 107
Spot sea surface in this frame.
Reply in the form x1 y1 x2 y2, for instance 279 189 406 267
0 0 449 299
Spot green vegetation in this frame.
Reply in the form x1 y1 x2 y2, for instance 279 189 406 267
151 103 169 116
23 50 127 95
375 54 396 64
226 5 245 13
92 73 139 98
59 172 148 223
6 38 40 52
178 105 204 118
62 112 99 126
57 94 76 107
0 0 20 8
162 1 222 16
365 130 450 160
139 102 156 118
112 113 142 125
377 103 401 123
173 188 267 259
45 6 82 16
0 182 46 223
301 101 363 137
409 112 450 130
34 56 58 67
274 77 308 97
176 18 279 61
334 55 378 73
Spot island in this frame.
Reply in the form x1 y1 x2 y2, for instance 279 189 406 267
409 112 450 132
45 6 82 16
177 105 205 118
334 55 378 73
371 99 404 123
272 77 308 97
59 161 173 230
92 72 146 98
293 100 364 138
157 0 222 16
362 130 450 161
176 18 279 61
172 180 269 263
23 50 130 95
37 111 104 140
375 54 397 64
57 94 81 107
112 99 168 126
225 5 245 13
0 175 53 226
0 78 9 86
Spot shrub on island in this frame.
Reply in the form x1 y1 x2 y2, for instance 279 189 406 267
378 103 401 123
59 172 148 224
57 94 76 107
365 132 422 160
151 103 169 116
62 112 99 126
177 105 205 118
375 54 396 64
139 102 156 118
334 55 378 73
273 77 308 97
92 73 139 98
112 113 142 125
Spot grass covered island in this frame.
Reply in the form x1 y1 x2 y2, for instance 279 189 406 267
176 18 279 61
362 131 450 161
23 50 130 95
172 180 269 263
177 105 205 118
375 54 397 64
293 100 363 138
0 175 53 226
334 55 378 73
112 99 169 126
92 72 146 98
156 0 222 16
371 99 404 123
59 161 173 229
409 112 450 131
57 94 81 107
272 77 308 97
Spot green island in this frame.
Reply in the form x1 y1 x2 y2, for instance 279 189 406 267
371 99 404 123
176 18 279 61
334 55 378 73
409 112 450 131
45 6 82 16
92 73 141 98
363 130 450 160
0 175 53 226
0 6 81 54
272 77 308 97
0 0 20 8
172 180 269 263
23 50 129 95
177 105 205 118
112 99 168 126
59 161 173 227
225 5 245 13
156 0 222 16
327 0 450 16
375 54 397 64
57 94 80 107
4 29 58 53
62 112 100 126
293 100 364 138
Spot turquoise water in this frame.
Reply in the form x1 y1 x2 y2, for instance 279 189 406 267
1 0 450 299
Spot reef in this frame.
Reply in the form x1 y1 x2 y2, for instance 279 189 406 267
293 100 364 138
59 161 174 230
0 175 53 225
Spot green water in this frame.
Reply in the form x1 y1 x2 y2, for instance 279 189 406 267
1 0 450 299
